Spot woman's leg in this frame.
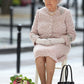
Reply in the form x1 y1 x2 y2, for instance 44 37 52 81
46 56 56 84
35 57 46 84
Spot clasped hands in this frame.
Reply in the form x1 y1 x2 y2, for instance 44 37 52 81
36 37 65 46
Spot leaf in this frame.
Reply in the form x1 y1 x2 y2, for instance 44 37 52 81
14 75 18 78
19 74 23 77
24 76 28 80
10 82 13 84
28 79 32 83
10 76 15 82
31 82 35 84
10 75 19 82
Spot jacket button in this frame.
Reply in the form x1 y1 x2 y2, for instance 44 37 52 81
49 34 52 36
50 19 51 21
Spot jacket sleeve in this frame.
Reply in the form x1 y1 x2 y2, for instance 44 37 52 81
29 9 40 44
61 9 76 46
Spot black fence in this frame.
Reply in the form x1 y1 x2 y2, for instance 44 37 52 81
0 0 36 44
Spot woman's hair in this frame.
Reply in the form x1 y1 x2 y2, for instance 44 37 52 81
43 0 62 3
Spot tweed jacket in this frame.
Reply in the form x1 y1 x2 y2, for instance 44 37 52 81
29 6 76 47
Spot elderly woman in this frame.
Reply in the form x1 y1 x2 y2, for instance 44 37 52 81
29 0 76 84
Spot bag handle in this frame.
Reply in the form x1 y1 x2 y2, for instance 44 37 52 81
59 65 68 82
59 64 73 82
65 65 68 82
67 64 73 82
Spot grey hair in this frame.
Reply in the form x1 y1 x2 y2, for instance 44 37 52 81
43 0 62 3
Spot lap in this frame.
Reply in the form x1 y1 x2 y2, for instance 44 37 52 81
35 56 56 64
46 56 56 63
35 56 46 63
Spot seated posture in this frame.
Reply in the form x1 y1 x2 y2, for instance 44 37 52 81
29 0 76 84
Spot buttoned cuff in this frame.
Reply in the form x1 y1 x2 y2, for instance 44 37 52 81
61 35 71 46
29 32 40 43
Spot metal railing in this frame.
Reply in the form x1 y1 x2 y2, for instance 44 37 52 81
17 24 22 73
0 0 36 45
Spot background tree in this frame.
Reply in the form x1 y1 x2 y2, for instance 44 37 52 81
1 0 12 14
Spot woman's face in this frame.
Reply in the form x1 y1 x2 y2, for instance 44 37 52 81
44 0 58 12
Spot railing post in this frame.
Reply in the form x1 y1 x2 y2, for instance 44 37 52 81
75 0 78 29
83 20 84 66
66 0 70 9
31 0 35 28
10 6 13 44
17 24 22 73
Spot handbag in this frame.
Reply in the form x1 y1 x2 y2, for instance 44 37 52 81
58 64 74 84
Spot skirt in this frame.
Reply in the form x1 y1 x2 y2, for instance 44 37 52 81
33 43 70 63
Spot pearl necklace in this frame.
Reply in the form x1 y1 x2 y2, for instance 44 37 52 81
46 7 59 16
47 11 56 16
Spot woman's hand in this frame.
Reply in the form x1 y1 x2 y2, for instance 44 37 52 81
36 37 65 46
36 38 51 46
29 33 40 43
47 38 65 44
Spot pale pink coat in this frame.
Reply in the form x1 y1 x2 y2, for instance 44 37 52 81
29 6 76 63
